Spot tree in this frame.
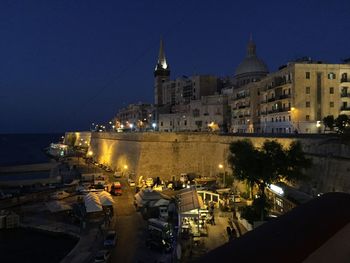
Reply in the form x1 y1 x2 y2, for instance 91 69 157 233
335 114 350 134
228 140 258 199
323 115 335 132
228 139 311 221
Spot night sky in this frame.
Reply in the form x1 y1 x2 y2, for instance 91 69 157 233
0 0 349 133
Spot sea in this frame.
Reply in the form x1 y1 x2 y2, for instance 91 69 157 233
0 133 64 167
0 134 77 262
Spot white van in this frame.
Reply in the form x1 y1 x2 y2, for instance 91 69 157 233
146 178 154 187
114 171 122 178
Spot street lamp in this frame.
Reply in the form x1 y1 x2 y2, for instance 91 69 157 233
152 123 156 131
123 165 128 177
87 151 93 171
290 107 299 133
218 164 225 186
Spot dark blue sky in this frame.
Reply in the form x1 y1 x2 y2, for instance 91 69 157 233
1 0 349 133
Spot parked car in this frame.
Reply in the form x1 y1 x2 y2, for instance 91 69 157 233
110 182 122 196
94 249 111 263
114 171 122 178
104 230 117 247
128 179 136 187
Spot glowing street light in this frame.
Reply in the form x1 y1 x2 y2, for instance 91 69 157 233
218 163 225 186
152 123 156 131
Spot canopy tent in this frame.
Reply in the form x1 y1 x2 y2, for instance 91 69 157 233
134 188 171 208
96 191 115 206
177 187 200 213
150 198 170 208
84 192 103 213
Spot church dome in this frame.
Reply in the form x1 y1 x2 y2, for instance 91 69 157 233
235 38 268 77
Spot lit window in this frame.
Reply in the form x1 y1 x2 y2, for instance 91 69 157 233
328 73 336 80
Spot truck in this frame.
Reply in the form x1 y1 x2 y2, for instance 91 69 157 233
146 218 173 253
81 173 104 183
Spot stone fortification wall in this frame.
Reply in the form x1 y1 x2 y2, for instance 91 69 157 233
67 132 350 195
64 131 91 147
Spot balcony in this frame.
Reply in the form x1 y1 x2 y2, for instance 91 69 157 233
238 104 250 109
341 78 349 83
278 94 291 100
341 93 350 98
268 97 276 102
268 107 291 114
236 94 247 99
341 106 350 111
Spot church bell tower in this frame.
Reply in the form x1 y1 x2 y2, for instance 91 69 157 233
154 38 170 105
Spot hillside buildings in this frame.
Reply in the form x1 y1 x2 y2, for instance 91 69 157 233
114 38 350 134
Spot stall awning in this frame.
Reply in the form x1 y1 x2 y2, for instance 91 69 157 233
84 192 103 213
96 191 115 206
177 187 200 213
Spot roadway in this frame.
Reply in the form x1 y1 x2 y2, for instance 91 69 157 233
103 174 171 263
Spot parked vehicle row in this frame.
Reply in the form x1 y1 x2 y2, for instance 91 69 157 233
94 230 117 262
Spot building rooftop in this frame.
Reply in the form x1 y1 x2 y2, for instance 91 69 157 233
235 37 268 77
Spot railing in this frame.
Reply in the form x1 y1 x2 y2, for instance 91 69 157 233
268 97 276 102
341 78 349 83
268 107 291 114
341 93 350 98
236 94 247 99
340 106 350 111
278 94 291 100
238 105 250 109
